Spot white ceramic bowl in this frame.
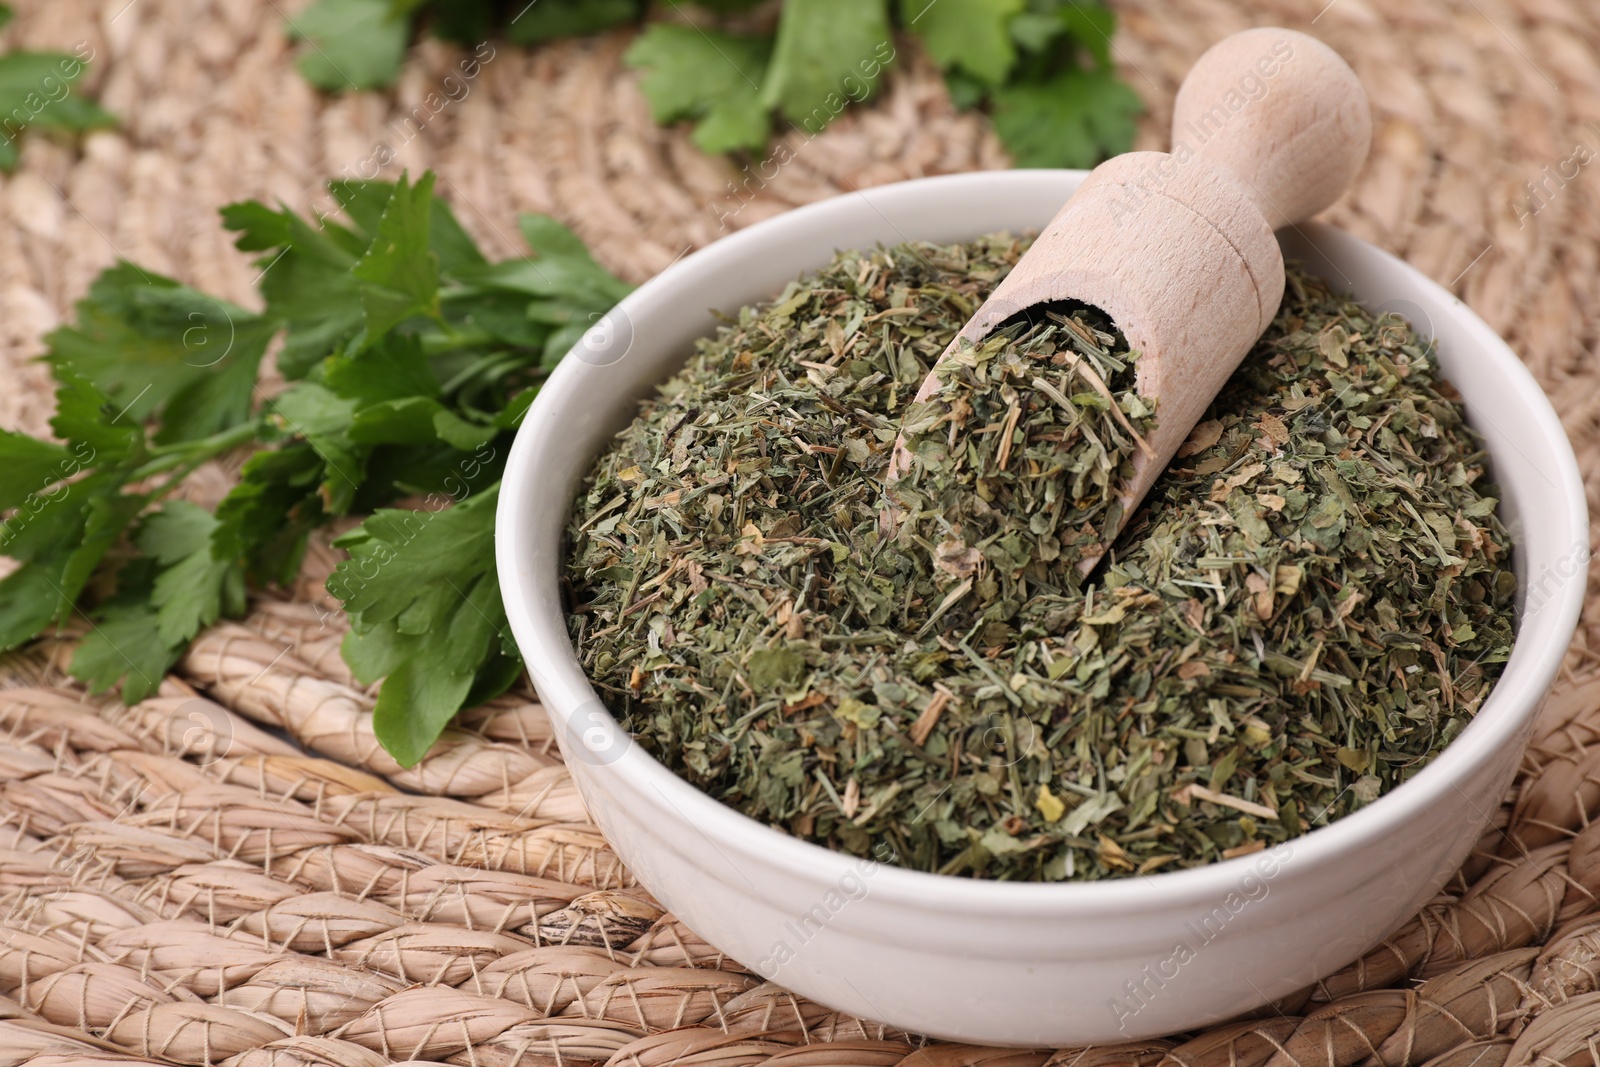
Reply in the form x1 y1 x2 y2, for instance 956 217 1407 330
497 170 1586 1045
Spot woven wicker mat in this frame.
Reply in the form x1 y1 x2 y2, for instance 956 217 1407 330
3 0 1600 1064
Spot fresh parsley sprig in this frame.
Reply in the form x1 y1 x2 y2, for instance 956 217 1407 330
0 170 631 763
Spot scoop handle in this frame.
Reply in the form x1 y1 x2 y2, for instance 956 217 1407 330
1172 28 1371 230
888 27 1370 507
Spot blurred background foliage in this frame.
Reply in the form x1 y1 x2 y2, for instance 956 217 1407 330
288 0 1141 169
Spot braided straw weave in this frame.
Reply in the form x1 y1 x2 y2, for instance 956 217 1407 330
2 0 1600 1062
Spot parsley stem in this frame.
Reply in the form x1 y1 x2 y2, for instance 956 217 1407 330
419 327 494 353
427 301 463 339
131 420 263 480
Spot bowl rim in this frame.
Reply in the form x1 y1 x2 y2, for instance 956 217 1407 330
497 168 1588 915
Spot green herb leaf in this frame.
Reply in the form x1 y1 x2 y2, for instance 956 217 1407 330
289 0 410 91
329 484 511 766
0 432 75 512
48 368 142 461
268 383 365 514
44 263 273 444
56 492 149 619
69 605 177 703
453 213 634 365
324 331 440 404
990 65 1141 168
331 178 486 275
902 0 1022 87
426 0 494 44
759 0 892 132
351 171 442 336
504 0 640 45
0 48 114 171
463 213 635 306
1055 0 1116 69
0 470 142 647
135 502 246 647
222 200 365 380
211 444 327 585
625 24 773 154
0 566 67 651
1007 9 1064 54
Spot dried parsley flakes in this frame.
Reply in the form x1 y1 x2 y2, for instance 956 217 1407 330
564 237 1515 881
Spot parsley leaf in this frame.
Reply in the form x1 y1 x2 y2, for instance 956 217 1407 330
991 64 1141 168
1054 0 1116 68
211 443 327 586
0 432 76 512
504 0 641 45
0 371 148 644
0 47 114 171
68 499 244 703
625 24 772 154
331 179 488 275
44 263 274 444
1007 9 1065 54
266 383 366 514
330 484 512 765
903 0 1022 87
426 0 495 45
351 171 442 336
325 330 439 405
896 0 1138 168
140 503 246 648
459 214 634 307
69 608 175 703
759 0 892 132
0 467 142 649
222 201 365 380
49 366 142 461
451 213 633 365
289 0 411 91
56 492 149 618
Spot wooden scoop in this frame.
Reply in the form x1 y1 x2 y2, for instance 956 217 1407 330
891 27 1371 554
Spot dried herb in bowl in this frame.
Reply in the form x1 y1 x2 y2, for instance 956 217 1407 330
563 236 1516 881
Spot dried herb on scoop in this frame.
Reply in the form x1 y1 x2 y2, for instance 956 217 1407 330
895 301 1155 586
564 237 1516 881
